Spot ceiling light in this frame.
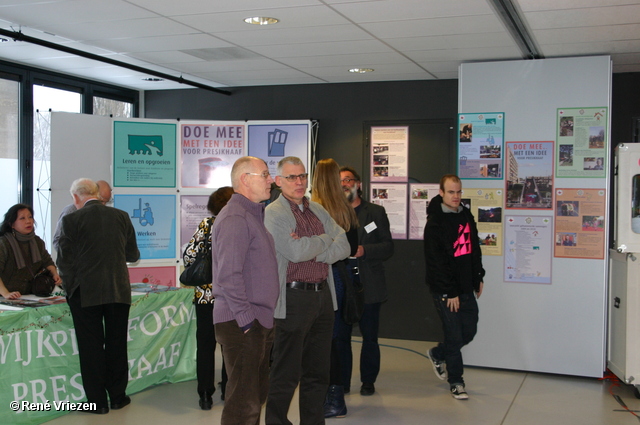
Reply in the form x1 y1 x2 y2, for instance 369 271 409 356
244 16 279 25
349 68 374 73
142 77 164 82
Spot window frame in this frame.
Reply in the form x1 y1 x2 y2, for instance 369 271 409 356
0 59 139 204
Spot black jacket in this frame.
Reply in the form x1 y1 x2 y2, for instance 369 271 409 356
57 200 140 307
423 195 484 298
356 200 394 304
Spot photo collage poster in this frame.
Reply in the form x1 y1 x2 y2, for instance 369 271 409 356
556 107 608 178
458 113 504 179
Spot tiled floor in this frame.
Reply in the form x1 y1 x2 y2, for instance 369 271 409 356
45 338 640 425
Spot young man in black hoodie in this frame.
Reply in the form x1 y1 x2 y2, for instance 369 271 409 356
423 174 484 400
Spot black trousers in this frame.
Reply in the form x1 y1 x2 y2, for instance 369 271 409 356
67 288 130 409
266 285 334 425
195 303 228 397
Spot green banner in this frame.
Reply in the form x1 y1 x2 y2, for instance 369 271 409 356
0 288 196 424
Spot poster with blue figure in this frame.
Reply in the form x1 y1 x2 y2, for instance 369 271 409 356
248 122 310 178
115 194 176 259
114 121 177 187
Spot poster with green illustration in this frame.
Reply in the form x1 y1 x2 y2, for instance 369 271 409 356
114 120 177 187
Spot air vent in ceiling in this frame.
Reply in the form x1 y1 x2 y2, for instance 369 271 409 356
180 47 259 61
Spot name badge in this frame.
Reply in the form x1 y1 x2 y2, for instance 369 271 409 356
364 221 377 233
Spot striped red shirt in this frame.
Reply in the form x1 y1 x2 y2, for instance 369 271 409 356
285 197 328 283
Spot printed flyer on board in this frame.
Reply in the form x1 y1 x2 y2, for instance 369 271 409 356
370 183 407 239
370 126 409 182
113 121 177 188
463 188 504 256
556 107 607 178
504 215 552 284
180 123 246 188
408 183 439 240
458 113 504 179
554 188 606 259
505 141 554 210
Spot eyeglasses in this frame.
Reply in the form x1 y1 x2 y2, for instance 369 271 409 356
245 171 271 179
341 178 358 184
280 173 308 182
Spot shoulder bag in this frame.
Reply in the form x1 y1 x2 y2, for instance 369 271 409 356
31 268 56 297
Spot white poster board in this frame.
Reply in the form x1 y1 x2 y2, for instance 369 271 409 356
458 56 611 377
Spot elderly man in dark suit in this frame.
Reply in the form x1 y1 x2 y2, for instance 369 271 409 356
57 178 139 414
338 167 394 396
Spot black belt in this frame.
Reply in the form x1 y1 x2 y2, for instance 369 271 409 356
286 280 326 291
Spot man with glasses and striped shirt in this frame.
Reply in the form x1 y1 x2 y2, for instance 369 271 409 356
265 156 350 425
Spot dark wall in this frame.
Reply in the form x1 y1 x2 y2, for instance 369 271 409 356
146 79 458 342
146 79 459 342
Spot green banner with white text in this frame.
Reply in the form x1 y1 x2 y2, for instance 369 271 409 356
0 288 196 424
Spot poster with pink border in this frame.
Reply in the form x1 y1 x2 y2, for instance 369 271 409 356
128 266 177 287
370 126 408 182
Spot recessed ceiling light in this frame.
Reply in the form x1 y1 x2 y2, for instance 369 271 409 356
244 16 279 25
142 77 164 82
349 68 374 73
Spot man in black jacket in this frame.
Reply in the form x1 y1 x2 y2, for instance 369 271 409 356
339 167 394 396
58 178 139 414
423 174 484 400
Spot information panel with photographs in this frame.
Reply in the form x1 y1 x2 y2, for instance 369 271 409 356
458 112 504 179
463 188 504 256
555 107 608 178
554 188 606 259
370 126 408 182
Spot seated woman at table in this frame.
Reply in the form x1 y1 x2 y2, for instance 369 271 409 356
0 203 62 299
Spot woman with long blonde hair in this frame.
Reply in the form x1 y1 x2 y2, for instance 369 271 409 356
311 158 358 418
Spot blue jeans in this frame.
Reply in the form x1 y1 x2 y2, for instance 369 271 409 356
431 292 479 385
336 302 381 387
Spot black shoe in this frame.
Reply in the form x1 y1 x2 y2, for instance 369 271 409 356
324 385 347 418
110 395 131 410
199 393 213 410
89 407 109 414
360 382 375 396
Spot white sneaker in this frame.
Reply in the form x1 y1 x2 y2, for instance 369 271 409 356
450 384 469 400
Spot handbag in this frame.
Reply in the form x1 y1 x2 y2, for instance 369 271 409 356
179 248 212 286
31 268 56 297
339 260 365 325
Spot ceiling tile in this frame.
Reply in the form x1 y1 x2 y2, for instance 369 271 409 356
524 4 640 29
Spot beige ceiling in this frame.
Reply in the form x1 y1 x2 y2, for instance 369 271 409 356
0 0 638 91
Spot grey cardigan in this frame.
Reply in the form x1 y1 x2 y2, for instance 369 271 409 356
264 195 350 319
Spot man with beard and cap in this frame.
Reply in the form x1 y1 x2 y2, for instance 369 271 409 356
337 166 394 396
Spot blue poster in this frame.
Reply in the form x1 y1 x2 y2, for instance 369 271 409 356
114 194 176 259
114 121 177 187
247 123 310 176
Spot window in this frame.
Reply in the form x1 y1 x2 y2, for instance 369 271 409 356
93 95 133 118
33 85 81 247
0 77 19 215
0 59 139 249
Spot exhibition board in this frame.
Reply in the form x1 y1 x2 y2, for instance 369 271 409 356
0 287 197 424
458 56 611 377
